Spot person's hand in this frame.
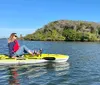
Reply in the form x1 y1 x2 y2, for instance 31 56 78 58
12 56 17 59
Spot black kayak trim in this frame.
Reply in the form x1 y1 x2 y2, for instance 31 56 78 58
43 57 55 60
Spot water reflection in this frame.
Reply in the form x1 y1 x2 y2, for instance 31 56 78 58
28 62 70 85
45 62 70 72
8 66 20 85
6 62 70 85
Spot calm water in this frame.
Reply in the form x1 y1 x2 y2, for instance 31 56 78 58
0 39 100 85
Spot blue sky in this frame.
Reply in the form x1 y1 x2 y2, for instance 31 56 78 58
0 0 100 38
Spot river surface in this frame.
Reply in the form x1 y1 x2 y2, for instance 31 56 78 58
0 39 100 85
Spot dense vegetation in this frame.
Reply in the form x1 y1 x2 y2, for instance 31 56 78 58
24 20 100 41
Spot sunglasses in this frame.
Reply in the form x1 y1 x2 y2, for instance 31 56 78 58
15 35 17 37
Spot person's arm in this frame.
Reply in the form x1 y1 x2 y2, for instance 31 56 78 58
8 43 14 57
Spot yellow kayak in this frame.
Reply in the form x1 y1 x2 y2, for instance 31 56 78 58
0 54 69 65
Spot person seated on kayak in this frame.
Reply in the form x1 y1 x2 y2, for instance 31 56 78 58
8 33 36 58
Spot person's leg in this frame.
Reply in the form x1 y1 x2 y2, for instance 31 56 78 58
14 47 24 57
14 45 33 56
21 45 33 55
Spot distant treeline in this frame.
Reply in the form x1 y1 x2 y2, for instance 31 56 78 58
24 20 100 41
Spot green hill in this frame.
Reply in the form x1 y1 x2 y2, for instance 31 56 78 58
24 20 100 41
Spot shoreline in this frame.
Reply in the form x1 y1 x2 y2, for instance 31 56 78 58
1 38 100 42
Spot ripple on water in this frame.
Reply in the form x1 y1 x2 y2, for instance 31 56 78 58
0 61 70 85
